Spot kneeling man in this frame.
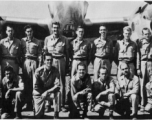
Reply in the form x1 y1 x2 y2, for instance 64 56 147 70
115 62 139 120
33 53 60 119
70 63 92 118
1 66 24 119
93 67 115 119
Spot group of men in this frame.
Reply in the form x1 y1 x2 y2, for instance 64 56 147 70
0 21 152 120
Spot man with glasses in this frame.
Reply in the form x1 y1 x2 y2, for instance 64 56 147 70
21 25 42 110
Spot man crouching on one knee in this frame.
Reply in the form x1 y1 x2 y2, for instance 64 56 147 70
33 53 61 119
1 66 24 119
115 62 139 120
92 67 115 119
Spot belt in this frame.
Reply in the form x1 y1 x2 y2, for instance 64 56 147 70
53 56 64 59
142 59 152 61
95 56 109 59
3 57 16 60
73 58 87 61
26 56 37 60
119 60 133 64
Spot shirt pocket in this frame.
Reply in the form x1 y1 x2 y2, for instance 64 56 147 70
55 42 65 53
10 45 19 55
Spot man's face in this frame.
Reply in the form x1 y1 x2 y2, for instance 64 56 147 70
5 71 13 80
77 65 86 78
99 26 107 39
143 29 151 40
123 30 131 40
52 24 60 35
121 63 129 76
44 56 53 68
25 28 33 38
76 28 84 39
6 26 14 38
99 69 108 82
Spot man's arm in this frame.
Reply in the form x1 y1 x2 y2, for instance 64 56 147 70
43 37 48 53
96 80 115 101
125 76 140 96
65 38 69 73
114 41 119 66
10 76 24 92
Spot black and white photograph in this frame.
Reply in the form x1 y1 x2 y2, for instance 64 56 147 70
0 0 152 119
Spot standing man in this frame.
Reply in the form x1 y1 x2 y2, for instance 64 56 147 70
92 67 115 119
136 27 152 111
114 26 137 78
92 25 113 80
44 22 69 111
1 66 24 119
21 25 42 110
115 62 139 120
33 53 60 119
0 25 21 77
69 63 92 118
70 26 91 77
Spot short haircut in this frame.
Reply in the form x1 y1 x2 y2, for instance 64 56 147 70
99 67 108 74
4 65 14 73
142 27 150 34
24 25 33 31
123 26 132 33
6 24 14 30
77 62 86 70
76 25 84 31
99 25 107 30
43 53 53 60
52 22 60 27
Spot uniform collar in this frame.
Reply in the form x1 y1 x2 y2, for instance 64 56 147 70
122 39 131 46
26 37 34 42
6 37 14 42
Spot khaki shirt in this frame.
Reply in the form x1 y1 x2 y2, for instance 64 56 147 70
116 74 139 97
44 34 69 57
136 37 152 69
1 75 24 96
71 74 92 101
146 81 152 104
0 37 21 59
114 39 137 64
71 38 91 60
33 65 60 95
21 37 42 58
93 37 113 60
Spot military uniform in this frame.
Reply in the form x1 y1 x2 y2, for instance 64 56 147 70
0 37 21 77
92 77 115 117
70 73 92 118
137 37 152 108
145 80 152 113
70 38 91 77
33 65 61 118
21 37 42 105
44 34 69 107
114 40 137 78
115 74 139 116
93 38 113 80
1 75 24 119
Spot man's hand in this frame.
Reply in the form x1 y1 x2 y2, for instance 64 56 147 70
41 91 48 100
99 101 105 106
137 69 141 76
5 89 12 99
